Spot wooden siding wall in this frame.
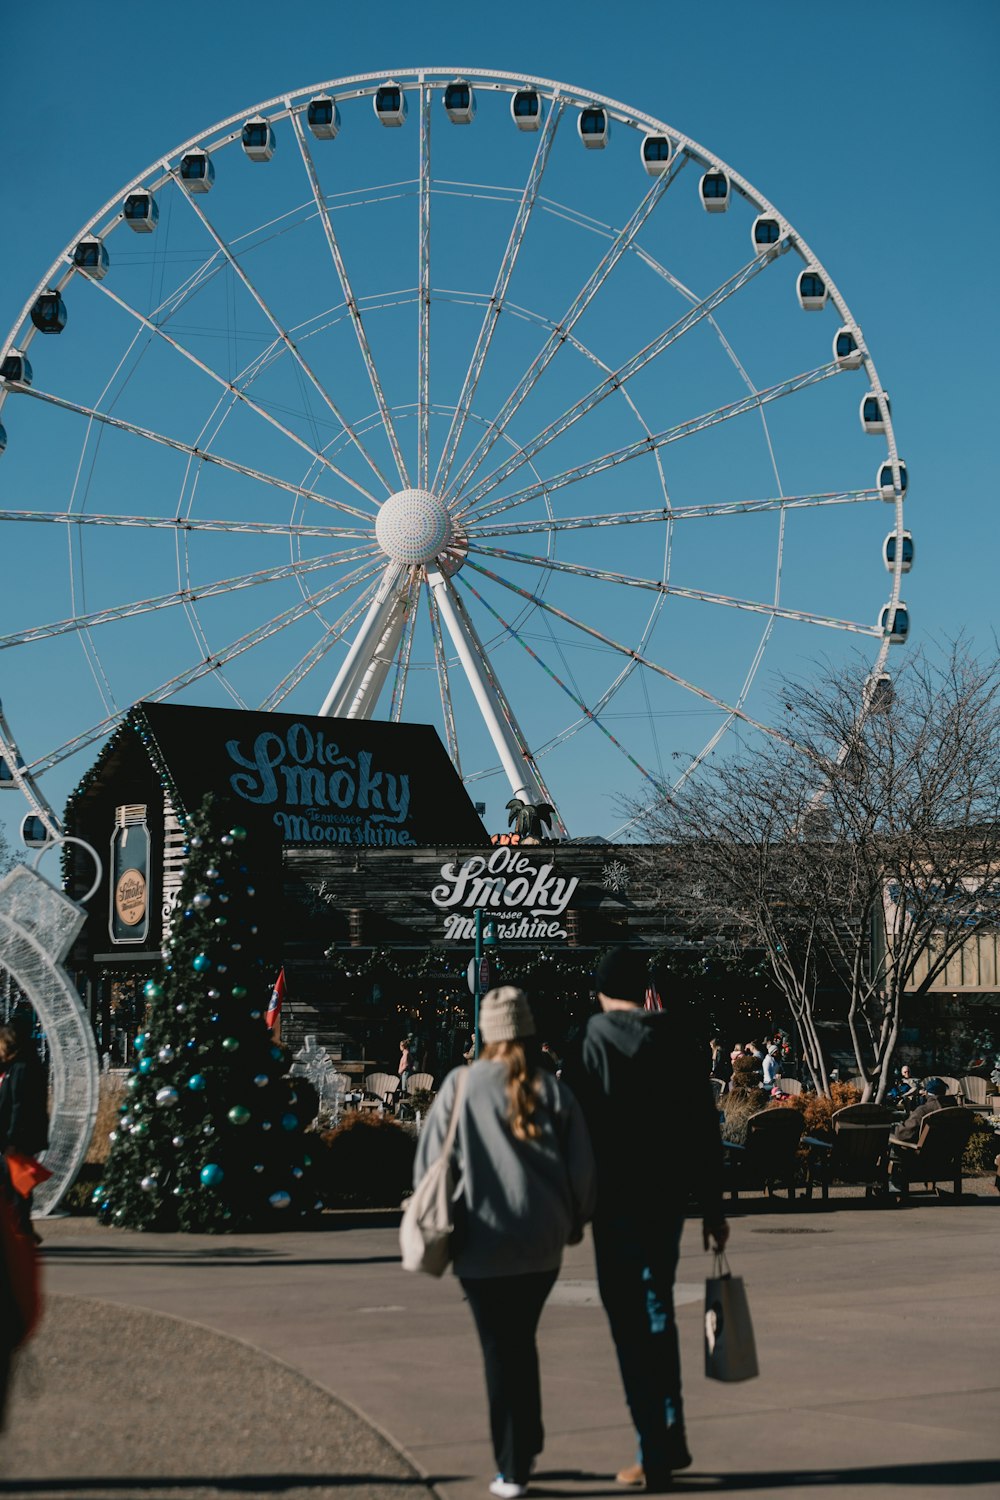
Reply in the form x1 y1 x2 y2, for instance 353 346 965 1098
282 845 672 953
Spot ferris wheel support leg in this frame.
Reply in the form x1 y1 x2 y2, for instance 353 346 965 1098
319 563 407 718
426 568 548 811
343 589 414 721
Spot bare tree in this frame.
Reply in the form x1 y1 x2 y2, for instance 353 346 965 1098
634 643 1000 1099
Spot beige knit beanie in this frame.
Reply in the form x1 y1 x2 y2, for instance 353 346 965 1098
480 985 536 1043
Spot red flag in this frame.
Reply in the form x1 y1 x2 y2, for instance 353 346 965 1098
266 967 286 1030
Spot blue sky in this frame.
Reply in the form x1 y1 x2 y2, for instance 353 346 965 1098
1 0 997 850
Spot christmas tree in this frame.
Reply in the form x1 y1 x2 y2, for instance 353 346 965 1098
96 798 317 1231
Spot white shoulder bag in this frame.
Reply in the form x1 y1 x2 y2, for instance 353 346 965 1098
399 1069 468 1276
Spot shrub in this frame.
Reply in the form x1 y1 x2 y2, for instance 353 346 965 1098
729 1055 761 1096
721 1089 770 1144
316 1109 416 1208
963 1113 1000 1177
767 1081 863 1140
62 1161 103 1215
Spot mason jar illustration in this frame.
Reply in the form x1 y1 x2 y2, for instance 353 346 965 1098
109 804 150 944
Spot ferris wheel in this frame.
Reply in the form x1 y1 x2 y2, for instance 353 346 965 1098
0 67 910 842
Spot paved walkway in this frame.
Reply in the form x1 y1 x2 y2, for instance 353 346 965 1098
2 1188 999 1499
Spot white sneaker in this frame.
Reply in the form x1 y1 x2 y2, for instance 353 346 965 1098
489 1479 527 1499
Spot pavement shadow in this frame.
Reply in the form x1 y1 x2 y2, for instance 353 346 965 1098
672 1458 1000 1489
0 1476 437 1495
41 1246 402 1268
535 1459 1000 1490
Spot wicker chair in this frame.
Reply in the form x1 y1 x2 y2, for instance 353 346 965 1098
889 1107 976 1201
724 1107 804 1201
804 1103 897 1201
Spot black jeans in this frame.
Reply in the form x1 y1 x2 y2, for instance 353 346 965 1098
592 1211 686 1476
460 1267 559 1484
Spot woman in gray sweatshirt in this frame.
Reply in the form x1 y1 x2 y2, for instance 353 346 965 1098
413 986 596 1499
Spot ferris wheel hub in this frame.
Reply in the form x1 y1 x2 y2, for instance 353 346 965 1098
375 487 454 565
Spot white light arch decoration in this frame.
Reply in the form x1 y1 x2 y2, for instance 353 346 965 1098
0 862 100 1216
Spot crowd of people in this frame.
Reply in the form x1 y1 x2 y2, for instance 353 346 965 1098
414 948 727 1498
707 1035 789 1093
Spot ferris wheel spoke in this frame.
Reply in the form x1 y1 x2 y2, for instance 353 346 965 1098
426 583 461 774
169 167 392 496
464 556 808 754
288 108 410 488
466 488 880 538
473 545 881 637
457 572 665 791
0 543 379 651
25 561 382 778
417 82 432 490
260 575 382 710
463 358 845 525
443 153 687 505
432 96 565 494
8 383 373 523
459 251 773 510
81 243 381 507
389 572 422 723
0 508 368 540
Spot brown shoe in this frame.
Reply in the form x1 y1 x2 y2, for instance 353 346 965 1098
616 1465 645 1487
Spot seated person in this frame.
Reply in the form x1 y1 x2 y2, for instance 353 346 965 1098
890 1077 955 1145
887 1064 920 1108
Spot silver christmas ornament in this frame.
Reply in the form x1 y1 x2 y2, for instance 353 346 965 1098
140 1176 157 1191
155 1086 179 1107
192 892 212 910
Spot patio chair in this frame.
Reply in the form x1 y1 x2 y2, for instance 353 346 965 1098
774 1076 803 1096
889 1106 976 1201
935 1075 964 1101
724 1107 804 1201
363 1072 401 1109
404 1071 435 1096
959 1075 997 1108
803 1103 897 1202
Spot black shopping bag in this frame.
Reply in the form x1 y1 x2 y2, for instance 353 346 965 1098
704 1252 759 1382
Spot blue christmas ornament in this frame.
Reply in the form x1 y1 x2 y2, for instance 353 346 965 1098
270 1045 282 1061
230 825 247 841
269 1190 291 1210
192 953 212 974
200 1163 224 1187
143 981 163 1000
281 1113 298 1132
187 1073 207 1092
133 1032 147 1053
139 1057 153 1074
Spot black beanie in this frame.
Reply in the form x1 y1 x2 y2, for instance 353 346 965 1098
594 946 649 1005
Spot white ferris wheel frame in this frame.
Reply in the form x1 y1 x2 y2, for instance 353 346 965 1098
0 66 907 839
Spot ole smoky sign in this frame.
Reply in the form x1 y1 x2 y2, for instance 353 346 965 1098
431 845 580 941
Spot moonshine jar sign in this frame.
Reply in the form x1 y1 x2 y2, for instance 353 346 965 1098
110 803 150 944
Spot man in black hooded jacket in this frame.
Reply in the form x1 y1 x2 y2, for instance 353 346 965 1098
563 948 728 1492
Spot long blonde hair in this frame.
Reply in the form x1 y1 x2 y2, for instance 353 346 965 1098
481 1038 543 1141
